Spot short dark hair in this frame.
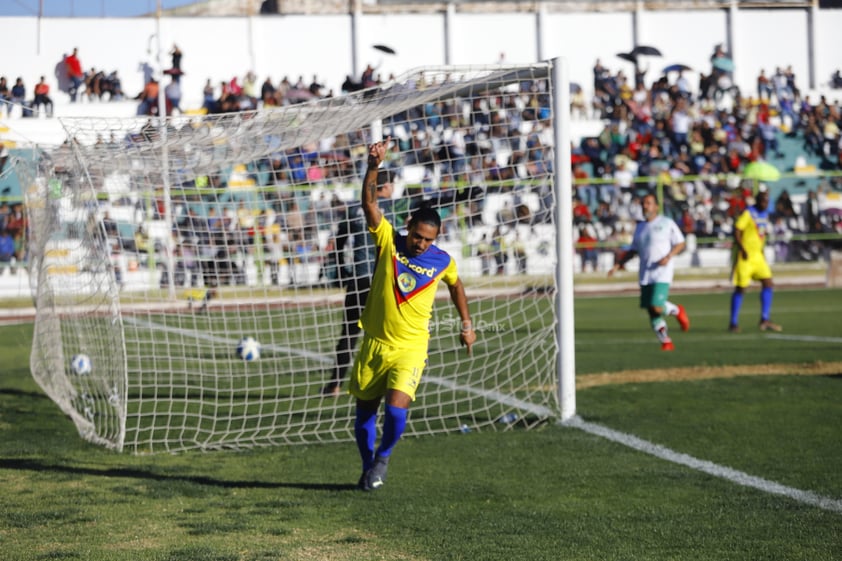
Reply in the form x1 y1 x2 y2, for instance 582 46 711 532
408 207 441 231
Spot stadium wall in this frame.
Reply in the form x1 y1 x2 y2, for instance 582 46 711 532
0 7 839 114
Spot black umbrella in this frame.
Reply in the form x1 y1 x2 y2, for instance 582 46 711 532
373 44 396 55
631 45 662 57
616 52 638 64
662 63 692 74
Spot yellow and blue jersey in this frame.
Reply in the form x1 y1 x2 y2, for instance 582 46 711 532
360 217 458 348
731 204 773 286
734 205 769 258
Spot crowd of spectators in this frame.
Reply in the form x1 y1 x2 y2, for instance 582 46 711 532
0 75 55 118
3 43 842 285
0 47 123 118
570 45 842 269
0 201 27 272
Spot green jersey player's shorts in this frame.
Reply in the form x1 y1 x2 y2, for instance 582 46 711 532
639 282 670 309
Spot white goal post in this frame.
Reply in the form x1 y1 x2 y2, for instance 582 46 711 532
22 60 574 453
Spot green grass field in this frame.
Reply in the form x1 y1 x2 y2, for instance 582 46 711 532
1 287 841 560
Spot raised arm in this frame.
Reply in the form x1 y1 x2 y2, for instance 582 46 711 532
361 138 390 229
447 278 476 355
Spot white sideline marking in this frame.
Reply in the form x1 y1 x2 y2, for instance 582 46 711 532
563 416 842 515
425 375 555 416
124 317 842 514
123 316 332 364
0 318 31 326
765 334 842 344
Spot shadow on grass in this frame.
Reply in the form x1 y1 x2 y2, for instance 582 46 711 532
0 458 356 491
0 388 48 399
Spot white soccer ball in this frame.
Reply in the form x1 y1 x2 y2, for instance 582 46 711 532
71 354 92 375
236 337 261 361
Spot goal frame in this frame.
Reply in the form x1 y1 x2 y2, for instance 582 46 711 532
23 59 576 453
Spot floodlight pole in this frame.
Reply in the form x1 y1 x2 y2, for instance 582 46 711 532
156 0 176 299
351 1 361 81
37 0 43 54
444 3 454 65
807 0 817 89
552 57 576 422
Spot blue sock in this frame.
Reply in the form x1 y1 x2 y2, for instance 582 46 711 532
760 286 773 322
376 404 408 459
354 407 378 472
730 291 743 327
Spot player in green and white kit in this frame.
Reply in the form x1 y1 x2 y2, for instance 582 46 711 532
609 194 690 351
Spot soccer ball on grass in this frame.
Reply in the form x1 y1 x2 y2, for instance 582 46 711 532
236 337 261 361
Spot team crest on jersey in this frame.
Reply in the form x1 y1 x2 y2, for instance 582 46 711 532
391 242 451 302
397 272 417 292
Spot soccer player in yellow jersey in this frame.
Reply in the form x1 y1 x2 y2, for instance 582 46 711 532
185 287 216 313
729 190 782 332
350 138 476 491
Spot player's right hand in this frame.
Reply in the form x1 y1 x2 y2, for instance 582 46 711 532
461 329 476 356
368 137 391 167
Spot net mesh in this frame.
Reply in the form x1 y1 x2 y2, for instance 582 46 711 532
24 63 561 453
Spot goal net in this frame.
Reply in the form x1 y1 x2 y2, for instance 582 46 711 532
24 62 564 453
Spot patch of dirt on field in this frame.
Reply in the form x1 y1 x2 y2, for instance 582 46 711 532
577 361 842 389
295 537 420 561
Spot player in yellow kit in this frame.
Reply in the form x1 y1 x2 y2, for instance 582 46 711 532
729 190 782 332
350 138 475 491
185 287 216 313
